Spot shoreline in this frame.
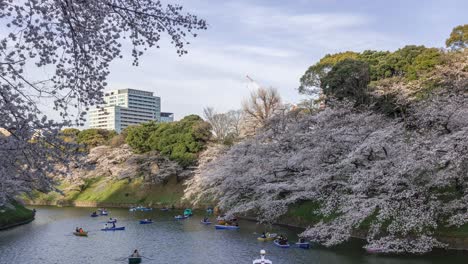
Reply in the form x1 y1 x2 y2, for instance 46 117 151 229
0 215 35 231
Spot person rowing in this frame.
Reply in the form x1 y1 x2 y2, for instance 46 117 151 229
131 249 141 258
252 250 272 264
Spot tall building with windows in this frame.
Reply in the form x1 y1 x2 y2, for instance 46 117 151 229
89 88 162 133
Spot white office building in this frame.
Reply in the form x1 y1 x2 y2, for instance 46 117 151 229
88 88 162 133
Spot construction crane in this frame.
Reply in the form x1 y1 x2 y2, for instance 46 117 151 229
246 75 261 90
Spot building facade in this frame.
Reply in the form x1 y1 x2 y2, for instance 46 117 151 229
89 89 162 133
160 112 174 123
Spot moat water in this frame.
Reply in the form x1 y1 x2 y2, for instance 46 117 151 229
1 206 468 264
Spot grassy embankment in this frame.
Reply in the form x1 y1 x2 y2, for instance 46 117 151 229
0 201 34 229
26 175 185 207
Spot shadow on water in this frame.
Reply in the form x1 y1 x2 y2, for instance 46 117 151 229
0 206 467 264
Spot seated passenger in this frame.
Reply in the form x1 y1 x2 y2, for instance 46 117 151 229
131 249 141 258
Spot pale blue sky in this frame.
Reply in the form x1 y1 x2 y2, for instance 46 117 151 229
104 0 467 119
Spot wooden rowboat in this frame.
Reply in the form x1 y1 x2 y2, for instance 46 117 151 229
73 231 88 237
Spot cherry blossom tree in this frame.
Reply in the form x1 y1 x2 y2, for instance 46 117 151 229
189 87 468 253
0 0 206 205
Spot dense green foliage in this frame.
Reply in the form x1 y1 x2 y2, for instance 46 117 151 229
126 115 211 167
321 59 370 105
446 24 468 50
299 45 443 97
0 201 34 228
59 128 117 149
76 129 117 148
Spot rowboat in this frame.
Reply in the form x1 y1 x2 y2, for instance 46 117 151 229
174 215 188 220
200 220 212 225
139 220 153 224
101 226 125 231
215 225 239 230
128 257 142 264
295 242 310 249
129 206 152 212
73 231 88 237
257 233 277 242
90 214 99 217
274 239 290 248
183 208 193 217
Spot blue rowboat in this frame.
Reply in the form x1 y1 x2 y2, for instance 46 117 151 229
129 207 152 212
200 220 212 225
128 257 142 264
101 226 125 231
274 240 290 248
295 242 310 249
174 215 188 220
215 225 239 230
139 220 153 224
90 214 99 217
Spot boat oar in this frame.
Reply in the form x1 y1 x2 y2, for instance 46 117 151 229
142 256 155 260
113 255 131 262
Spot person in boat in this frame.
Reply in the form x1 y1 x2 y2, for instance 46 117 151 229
148 218 152 222
252 249 272 264
79 228 84 233
299 237 305 243
280 236 288 245
104 223 108 229
261 232 266 238
277 234 285 244
203 217 209 222
75 227 80 233
131 249 141 258
112 222 116 228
